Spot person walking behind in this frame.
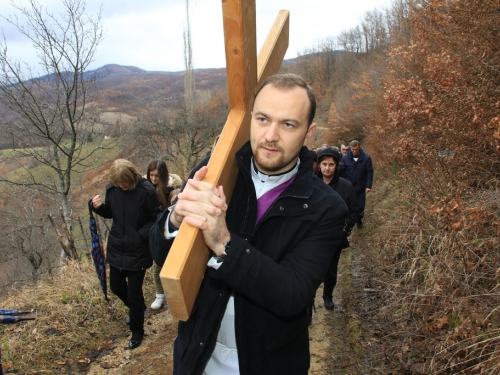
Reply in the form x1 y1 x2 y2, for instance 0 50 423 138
91 159 160 349
316 147 359 310
146 160 183 310
341 140 374 229
339 142 350 155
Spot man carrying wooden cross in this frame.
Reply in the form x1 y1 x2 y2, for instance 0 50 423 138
158 73 348 374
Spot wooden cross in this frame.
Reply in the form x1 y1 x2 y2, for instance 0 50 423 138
160 0 289 321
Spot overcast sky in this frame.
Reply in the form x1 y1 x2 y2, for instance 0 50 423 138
0 0 390 73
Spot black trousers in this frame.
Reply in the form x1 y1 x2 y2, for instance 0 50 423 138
323 247 343 299
109 265 147 336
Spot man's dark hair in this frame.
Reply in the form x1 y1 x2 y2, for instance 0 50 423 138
255 73 316 126
340 141 349 148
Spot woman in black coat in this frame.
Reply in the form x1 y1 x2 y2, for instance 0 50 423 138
316 147 360 310
91 159 159 349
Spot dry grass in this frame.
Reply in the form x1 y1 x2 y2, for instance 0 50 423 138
0 260 128 374
374 173 500 374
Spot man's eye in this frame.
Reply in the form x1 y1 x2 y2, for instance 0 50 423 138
284 123 294 128
258 117 266 123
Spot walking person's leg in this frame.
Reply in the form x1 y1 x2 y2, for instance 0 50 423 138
356 192 366 228
126 269 147 349
323 247 342 310
109 265 129 308
150 263 165 310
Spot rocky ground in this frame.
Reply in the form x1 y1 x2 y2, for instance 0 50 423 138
85 180 403 375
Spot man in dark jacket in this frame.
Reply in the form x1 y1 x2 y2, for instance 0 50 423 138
158 73 348 375
316 147 360 310
341 140 374 228
91 159 159 349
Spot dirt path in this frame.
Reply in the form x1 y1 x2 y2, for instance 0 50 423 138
86 181 399 374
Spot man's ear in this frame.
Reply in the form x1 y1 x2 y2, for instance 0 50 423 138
303 123 316 146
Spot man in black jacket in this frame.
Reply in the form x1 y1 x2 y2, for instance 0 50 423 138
158 73 348 375
341 140 374 228
91 159 159 349
316 147 360 310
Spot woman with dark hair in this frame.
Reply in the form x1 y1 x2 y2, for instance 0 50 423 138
91 159 160 349
146 159 183 309
147 160 170 209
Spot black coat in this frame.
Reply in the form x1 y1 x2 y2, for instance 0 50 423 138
93 176 159 271
341 148 374 194
316 169 360 232
162 143 348 375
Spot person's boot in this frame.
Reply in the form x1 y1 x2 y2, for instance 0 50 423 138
324 297 335 311
129 332 143 349
357 218 363 229
150 294 165 310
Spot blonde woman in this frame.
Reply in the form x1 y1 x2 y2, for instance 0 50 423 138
91 159 160 349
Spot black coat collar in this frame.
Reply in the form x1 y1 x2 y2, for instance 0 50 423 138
235 142 314 198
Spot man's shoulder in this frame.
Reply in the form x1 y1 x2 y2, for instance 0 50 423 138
338 177 355 190
341 154 352 162
311 175 343 200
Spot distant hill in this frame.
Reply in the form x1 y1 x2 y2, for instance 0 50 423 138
89 64 228 115
1 51 343 126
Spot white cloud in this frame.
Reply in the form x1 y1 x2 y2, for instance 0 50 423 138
1 0 389 72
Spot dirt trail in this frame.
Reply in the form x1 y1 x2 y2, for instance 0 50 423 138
86 181 398 374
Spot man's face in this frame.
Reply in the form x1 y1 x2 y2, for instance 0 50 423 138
340 145 349 155
320 156 336 179
250 84 316 175
351 145 360 156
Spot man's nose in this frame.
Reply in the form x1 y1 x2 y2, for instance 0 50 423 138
264 123 279 143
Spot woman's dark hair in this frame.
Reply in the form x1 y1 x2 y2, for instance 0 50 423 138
147 159 169 209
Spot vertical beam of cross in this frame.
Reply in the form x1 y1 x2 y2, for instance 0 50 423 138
161 0 289 321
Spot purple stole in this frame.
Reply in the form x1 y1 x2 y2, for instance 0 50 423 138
255 175 296 225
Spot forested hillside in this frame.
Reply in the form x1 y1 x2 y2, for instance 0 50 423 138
1 0 499 373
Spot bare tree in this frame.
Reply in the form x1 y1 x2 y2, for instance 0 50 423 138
183 0 195 124
0 0 112 259
0 185 58 280
132 0 225 175
133 99 225 174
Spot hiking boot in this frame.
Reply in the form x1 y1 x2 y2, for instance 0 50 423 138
324 297 334 311
150 294 165 310
129 333 143 349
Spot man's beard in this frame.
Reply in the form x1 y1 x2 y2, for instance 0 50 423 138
254 142 286 173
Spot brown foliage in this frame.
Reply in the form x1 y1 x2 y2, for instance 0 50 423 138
370 1 500 373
